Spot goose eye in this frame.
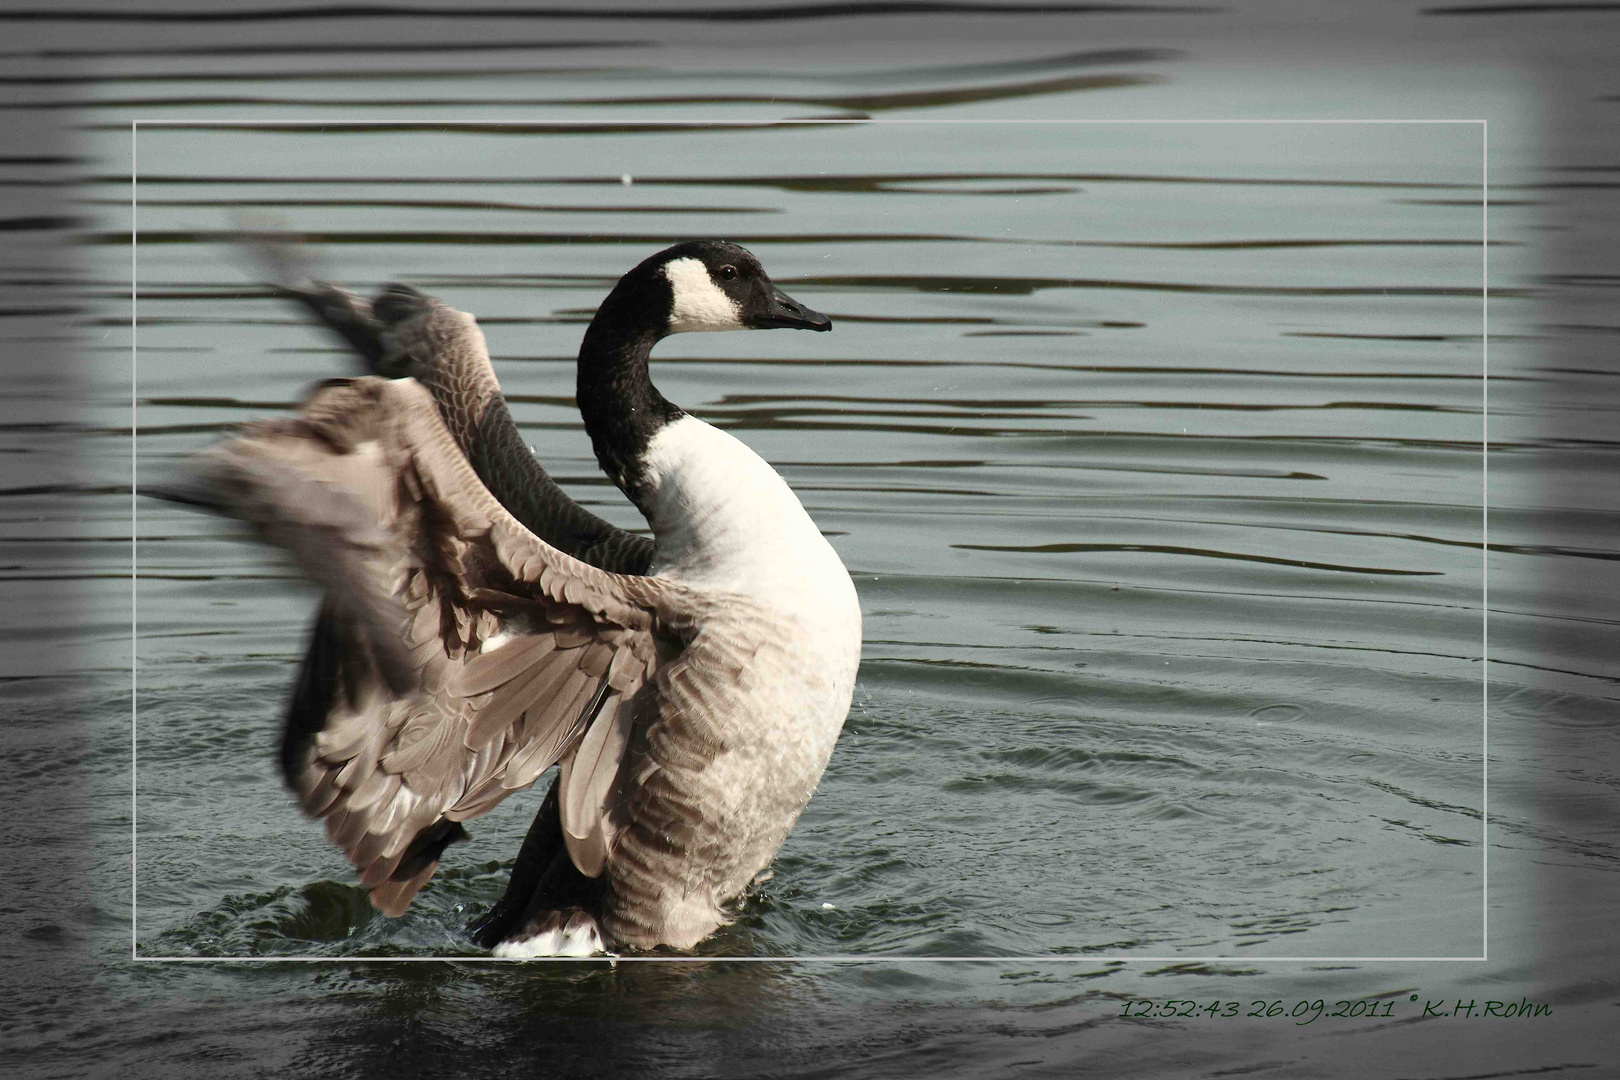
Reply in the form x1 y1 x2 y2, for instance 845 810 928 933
717 264 738 281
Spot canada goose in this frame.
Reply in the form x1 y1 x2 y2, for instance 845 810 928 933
179 241 859 955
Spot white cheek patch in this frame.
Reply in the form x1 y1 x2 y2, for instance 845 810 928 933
663 257 745 333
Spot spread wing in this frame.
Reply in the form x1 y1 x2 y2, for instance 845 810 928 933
238 227 654 573
185 376 690 916
370 287 656 575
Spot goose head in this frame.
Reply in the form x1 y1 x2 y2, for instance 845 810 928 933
575 241 831 512
596 240 831 339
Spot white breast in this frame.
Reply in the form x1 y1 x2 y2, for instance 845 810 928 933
639 415 857 622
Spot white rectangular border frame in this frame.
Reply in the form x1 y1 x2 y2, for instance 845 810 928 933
129 116 1490 965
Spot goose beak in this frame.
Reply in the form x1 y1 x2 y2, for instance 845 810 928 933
752 287 831 332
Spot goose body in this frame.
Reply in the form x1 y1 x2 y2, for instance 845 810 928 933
186 241 859 954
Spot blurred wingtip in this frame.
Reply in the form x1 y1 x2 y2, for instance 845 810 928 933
226 210 320 294
142 465 227 514
221 213 389 373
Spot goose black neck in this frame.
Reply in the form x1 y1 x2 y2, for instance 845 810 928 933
575 290 683 515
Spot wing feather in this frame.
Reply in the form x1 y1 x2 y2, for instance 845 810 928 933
300 767 341 817
468 644 582 750
503 668 595 789
560 692 637 877
450 634 558 697
187 376 692 916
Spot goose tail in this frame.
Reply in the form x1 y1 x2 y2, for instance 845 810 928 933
489 909 607 958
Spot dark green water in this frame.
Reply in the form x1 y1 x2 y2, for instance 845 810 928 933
5 3 1618 1076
